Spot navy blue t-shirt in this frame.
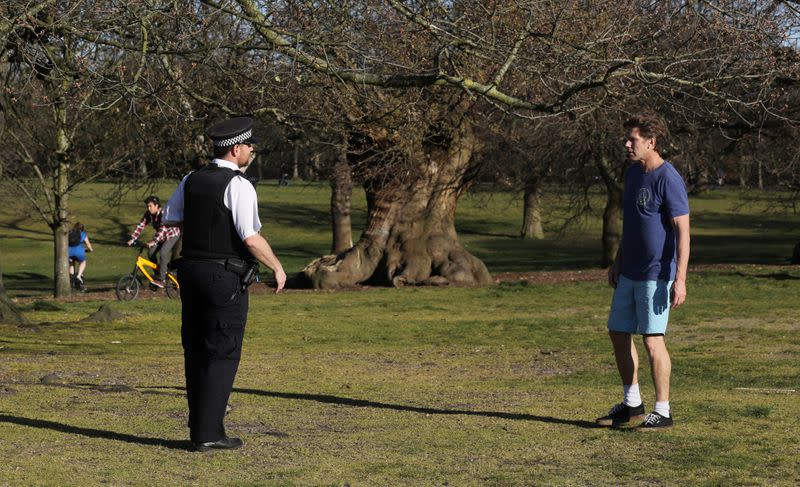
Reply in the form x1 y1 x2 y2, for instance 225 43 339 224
620 161 689 281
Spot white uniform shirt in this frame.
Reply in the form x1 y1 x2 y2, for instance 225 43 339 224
163 159 262 241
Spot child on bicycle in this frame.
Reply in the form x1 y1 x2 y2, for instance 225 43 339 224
68 222 94 291
127 195 181 288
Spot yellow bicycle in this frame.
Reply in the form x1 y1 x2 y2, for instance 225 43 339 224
115 241 180 301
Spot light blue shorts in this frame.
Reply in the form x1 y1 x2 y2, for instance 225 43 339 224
607 276 673 335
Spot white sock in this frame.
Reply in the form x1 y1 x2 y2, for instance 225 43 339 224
623 384 642 407
654 401 670 417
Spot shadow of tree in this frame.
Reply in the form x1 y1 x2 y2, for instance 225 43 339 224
2 272 52 296
260 202 335 231
736 271 800 281
457 229 518 239
0 413 190 450
106 216 138 245
260 202 367 231
0 215 52 241
3 272 49 280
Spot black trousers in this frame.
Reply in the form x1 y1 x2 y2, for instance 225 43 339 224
179 260 248 443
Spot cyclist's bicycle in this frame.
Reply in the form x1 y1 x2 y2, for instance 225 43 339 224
116 241 179 301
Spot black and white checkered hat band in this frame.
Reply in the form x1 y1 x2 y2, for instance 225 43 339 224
213 129 252 147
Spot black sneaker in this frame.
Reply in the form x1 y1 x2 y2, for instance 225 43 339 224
635 412 673 431
596 402 646 426
191 436 243 452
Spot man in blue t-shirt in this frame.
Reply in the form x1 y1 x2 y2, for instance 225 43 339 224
595 113 690 432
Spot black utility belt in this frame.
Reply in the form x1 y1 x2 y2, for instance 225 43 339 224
182 257 257 278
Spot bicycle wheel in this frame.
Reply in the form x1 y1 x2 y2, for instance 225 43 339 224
165 275 180 299
116 274 140 301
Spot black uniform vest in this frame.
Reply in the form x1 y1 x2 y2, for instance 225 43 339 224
181 164 253 261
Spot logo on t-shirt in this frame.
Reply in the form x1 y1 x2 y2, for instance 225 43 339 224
637 188 651 208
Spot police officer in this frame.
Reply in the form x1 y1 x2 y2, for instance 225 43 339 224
163 117 286 452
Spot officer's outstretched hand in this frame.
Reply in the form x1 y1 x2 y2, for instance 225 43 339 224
127 239 135 246
274 268 287 294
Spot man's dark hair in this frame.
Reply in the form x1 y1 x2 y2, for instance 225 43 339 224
623 113 670 152
213 145 233 158
144 195 160 206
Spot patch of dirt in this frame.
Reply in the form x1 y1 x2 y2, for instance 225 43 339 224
40 373 64 384
90 383 137 393
491 263 789 285
492 269 607 285
80 304 124 323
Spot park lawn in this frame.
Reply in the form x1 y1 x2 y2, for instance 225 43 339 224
1 267 799 486
1 181 799 484
1 182 799 296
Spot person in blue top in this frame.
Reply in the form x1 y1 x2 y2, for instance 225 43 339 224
68 222 95 291
596 113 690 432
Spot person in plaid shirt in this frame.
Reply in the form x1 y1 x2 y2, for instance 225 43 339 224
127 195 181 287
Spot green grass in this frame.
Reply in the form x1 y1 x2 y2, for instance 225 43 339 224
1 271 799 485
1 182 799 485
2 182 799 294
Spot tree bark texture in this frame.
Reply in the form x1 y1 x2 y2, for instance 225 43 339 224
330 148 354 254
302 122 492 289
53 84 72 298
601 186 623 268
520 176 545 239
597 155 625 268
292 144 300 179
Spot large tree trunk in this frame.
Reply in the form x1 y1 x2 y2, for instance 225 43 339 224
292 144 300 180
757 158 763 190
52 222 71 297
302 122 492 289
330 146 353 254
597 155 625 268
53 88 72 298
520 175 545 239
601 186 623 267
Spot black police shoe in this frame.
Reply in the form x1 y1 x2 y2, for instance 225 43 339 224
596 402 646 426
191 436 243 452
635 412 673 432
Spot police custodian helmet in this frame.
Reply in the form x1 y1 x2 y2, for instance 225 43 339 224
206 117 261 147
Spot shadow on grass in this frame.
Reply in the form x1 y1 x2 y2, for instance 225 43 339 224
0 215 52 241
691 211 796 232
736 271 800 281
264 202 367 231
691 235 796 265
468 232 797 273
2 272 52 296
458 228 518 239
470 237 602 272
237 387 602 429
141 385 600 429
107 216 138 245
0 413 190 450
